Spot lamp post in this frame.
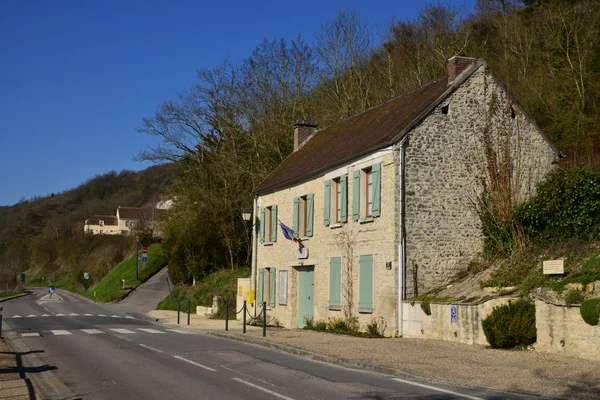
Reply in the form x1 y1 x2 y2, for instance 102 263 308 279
135 236 140 281
242 207 252 223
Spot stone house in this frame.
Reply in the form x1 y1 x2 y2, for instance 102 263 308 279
84 215 120 235
250 57 558 335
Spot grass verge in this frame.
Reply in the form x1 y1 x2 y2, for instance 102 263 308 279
157 267 250 319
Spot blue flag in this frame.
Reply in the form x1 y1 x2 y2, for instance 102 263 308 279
279 221 295 241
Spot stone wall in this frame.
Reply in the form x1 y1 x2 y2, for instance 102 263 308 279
402 298 515 345
535 299 600 361
255 149 399 334
404 66 557 295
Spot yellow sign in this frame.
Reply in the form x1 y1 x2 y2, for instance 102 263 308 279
246 290 255 305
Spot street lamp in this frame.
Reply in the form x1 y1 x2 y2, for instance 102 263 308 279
135 236 140 281
242 207 252 222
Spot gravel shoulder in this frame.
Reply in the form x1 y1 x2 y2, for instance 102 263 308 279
149 309 600 399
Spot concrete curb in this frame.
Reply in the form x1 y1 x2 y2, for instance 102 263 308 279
0 292 31 303
202 330 548 399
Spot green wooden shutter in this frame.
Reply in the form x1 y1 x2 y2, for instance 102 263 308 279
271 205 277 242
324 180 331 226
293 197 299 238
352 170 360 221
306 193 314 236
258 268 264 305
329 257 342 308
372 163 381 217
260 208 265 243
359 255 373 310
270 267 276 308
340 174 347 222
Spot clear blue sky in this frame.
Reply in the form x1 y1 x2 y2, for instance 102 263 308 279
0 0 474 206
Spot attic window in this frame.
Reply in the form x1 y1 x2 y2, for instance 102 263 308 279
441 105 449 115
510 107 516 119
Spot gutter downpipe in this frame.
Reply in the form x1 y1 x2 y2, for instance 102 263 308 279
397 140 407 337
251 195 259 318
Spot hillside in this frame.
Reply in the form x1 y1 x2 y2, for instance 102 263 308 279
0 164 174 292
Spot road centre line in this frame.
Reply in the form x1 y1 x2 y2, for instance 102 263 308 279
139 344 163 353
231 378 295 400
172 355 216 372
391 378 484 400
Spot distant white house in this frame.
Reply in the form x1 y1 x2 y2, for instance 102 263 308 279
84 200 172 236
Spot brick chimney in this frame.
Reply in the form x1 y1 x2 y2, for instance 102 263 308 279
294 121 317 152
447 56 477 85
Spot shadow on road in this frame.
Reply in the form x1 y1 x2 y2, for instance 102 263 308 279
0 349 57 400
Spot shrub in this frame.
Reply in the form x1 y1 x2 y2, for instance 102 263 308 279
580 298 600 326
482 299 536 349
564 289 584 306
303 315 314 330
517 168 600 243
421 298 432 316
365 317 387 337
327 317 348 332
315 321 327 331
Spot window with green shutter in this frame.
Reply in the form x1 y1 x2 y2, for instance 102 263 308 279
293 197 299 237
271 205 277 242
294 194 314 237
372 163 381 217
270 267 276 308
358 254 373 312
340 174 348 222
329 257 342 309
260 208 265 243
258 268 264 305
352 170 360 221
306 194 314 237
324 180 331 226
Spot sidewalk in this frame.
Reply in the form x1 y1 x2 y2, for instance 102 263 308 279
149 310 600 399
0 339 35 400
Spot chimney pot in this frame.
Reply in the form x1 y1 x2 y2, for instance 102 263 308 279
294 121 317 152
447 56 477 85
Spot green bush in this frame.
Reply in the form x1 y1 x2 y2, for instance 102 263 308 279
315 321 327 331
580 298 600 326
517 168 600 243
482 300 536 349
303 315 314 330
564 289 584 306
420 298 432 315
365 317 387 337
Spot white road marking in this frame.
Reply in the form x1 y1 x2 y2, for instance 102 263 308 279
391 378 484 400
138 328 165 334
113 335 133 342
110 328 135 334
55 313 65 316
125 316 136 319
69 313 79 316
21 333 40 337
84 313 93 316
167 329 194 334
97 314 107 317
51 330 72 336
11 315 22 318
41 314 50 317
231 378 294 400
111 315 121 318
172 356 216 372
81 329 104 334
26 314 36 317
139 344 163 353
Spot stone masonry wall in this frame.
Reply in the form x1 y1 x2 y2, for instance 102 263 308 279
255 150 399 335
404 66 557 295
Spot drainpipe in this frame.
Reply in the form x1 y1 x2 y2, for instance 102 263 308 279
397 140 407 337
251 195 259 317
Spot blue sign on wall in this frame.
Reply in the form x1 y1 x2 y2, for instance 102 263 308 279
450 305 457 323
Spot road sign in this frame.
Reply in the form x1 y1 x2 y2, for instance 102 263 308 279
450 305 458 323
142 255 148 263
20 273 26 283
142 247 148 255
83 272 89 280
49 286 55 294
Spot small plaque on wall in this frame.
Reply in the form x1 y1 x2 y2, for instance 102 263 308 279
297 247 308 259
543 259 564 275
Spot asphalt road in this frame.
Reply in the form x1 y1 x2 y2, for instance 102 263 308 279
117 266 171 313
1 290 535 399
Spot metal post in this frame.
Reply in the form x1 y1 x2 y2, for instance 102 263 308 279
187 300 191 325
262 302 266 337
177 299 181 324
136 240 139 281
242 300 247 333
0 307 3 339
225 300 229 331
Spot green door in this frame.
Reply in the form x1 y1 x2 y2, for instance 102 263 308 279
297 266 314 328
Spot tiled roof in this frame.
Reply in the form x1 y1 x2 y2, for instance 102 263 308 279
253 75 450 195
85 216 118 226
118 207 143 219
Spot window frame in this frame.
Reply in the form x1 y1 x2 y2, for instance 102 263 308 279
265 206 272 242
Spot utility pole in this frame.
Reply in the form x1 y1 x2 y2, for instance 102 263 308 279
136 236 140 281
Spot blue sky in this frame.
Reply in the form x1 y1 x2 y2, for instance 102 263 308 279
0 0 474 206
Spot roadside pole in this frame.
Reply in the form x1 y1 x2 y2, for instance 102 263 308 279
0 307 3 338
135 237 140 281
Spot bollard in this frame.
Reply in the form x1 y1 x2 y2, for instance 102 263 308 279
0 307 3 339
225 300 229 332
243 300 247 334
177 299 181 325
187 300 191 325
262 301 266 337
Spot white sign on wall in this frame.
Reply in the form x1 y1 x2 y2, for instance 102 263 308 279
543 259 564 275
